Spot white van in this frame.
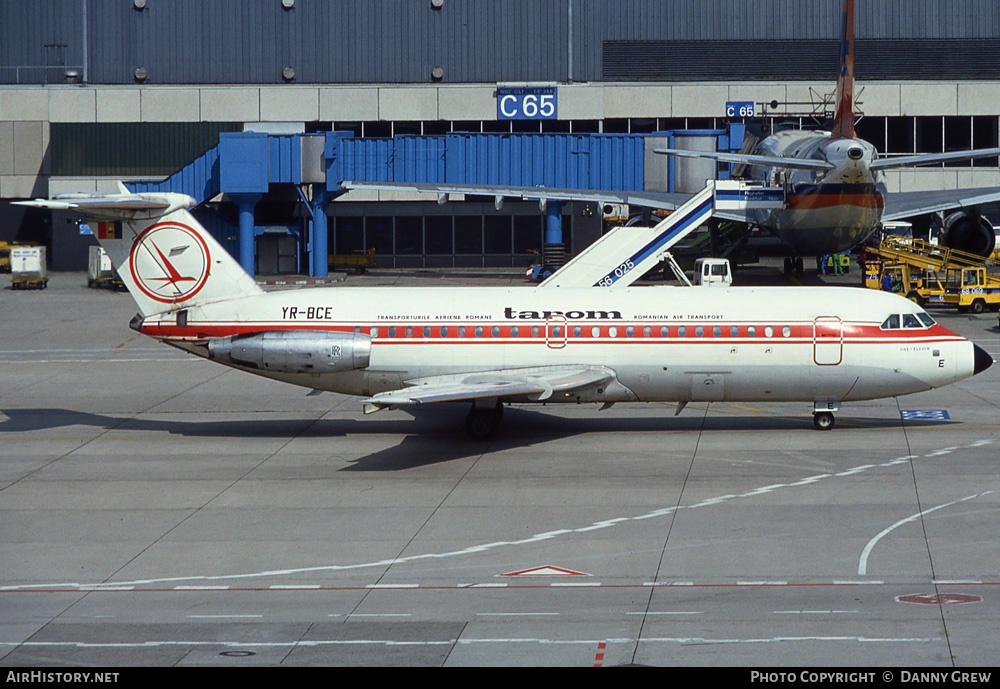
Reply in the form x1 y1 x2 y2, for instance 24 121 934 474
692 258 732 286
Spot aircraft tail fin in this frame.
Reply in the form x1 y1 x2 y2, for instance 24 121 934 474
831 0 856 139
16 189 262 316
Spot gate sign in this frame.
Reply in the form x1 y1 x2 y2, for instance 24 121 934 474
498 86 557 120
726 101 755 118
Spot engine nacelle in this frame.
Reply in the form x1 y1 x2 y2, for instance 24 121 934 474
942 211 996 258
208 330 371 373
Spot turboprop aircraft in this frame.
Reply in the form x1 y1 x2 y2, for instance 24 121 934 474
344 0 1000 270
17 190 994 439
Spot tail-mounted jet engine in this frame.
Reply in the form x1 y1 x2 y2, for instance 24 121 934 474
208 330 371 373
942 209 996 258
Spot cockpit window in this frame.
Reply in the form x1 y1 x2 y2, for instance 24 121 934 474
880 314 900 330
881 313 934 330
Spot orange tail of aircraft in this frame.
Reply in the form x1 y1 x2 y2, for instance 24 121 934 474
832 0 856 139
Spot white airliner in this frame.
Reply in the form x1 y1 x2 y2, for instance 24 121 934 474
16 191 993 438
344 0 1000 268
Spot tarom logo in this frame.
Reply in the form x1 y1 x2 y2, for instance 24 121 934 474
129 221 210 303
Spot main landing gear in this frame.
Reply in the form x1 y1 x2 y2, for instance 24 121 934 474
783 257 804 275
465 400 504 440
812 402 838 431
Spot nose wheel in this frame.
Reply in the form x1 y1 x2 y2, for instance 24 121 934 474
813 411 835 431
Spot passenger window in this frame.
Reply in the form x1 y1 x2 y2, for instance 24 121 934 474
591 326 600 337
713 326 722 337
370 327 379 338
626 326 634 337
748 326 756 337
458 326 467 337
660 326 669 337
511 326 519 337
475 327 483 337
695 326 704 337
423 326 431 338
782 326 791 338
574 326 582 337
441 326 449 337
405 326 414 337
388 326 397 337
609 326 618 337
764 326 773 337
730 326 739 337
880 314 900 330
491 326 500 337
643 326 652 337
678 326 687 337
531 326 540 337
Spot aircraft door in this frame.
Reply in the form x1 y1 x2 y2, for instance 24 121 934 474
545 315 568 349
813 317 843 365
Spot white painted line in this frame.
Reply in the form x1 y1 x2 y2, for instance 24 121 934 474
628 611 705 616
187 614 263 619
477 612 560 617
738 581 787 586
774 610 859 615
183 586 237 592
269 585 321 589
349 613 412 618
551 582 601 587
366 584 419 589
858 492 993 576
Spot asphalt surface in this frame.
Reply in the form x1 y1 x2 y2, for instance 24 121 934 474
1 263 999 667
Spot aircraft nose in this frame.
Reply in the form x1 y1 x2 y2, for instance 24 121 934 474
974 344 994 375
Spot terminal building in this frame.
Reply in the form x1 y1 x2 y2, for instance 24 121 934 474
2 0 1000 272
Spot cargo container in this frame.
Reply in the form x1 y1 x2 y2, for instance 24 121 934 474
10 246 48 290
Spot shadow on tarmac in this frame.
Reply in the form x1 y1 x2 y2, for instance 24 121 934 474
0 405 959 470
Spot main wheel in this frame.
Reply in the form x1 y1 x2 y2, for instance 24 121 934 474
813 411 835 431
465 405 503 440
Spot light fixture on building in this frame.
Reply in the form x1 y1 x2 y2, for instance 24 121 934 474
431 0 444 9
64 69 81 84
282 0 295 9
134 67 147 82
133 0 146 9
431 65 444 81
282 66 296 82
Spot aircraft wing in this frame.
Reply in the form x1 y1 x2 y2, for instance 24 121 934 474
654 147 835 171
340 180 691 211
883 187 1000 221
361 365 615 414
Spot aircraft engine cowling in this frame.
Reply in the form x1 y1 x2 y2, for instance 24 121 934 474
941 210 996 258
208 330 371 373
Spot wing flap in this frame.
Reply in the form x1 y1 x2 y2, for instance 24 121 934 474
362 365 615 414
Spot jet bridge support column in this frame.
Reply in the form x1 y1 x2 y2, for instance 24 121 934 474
230 193 261 276
536 200 566 280
310 188 332 278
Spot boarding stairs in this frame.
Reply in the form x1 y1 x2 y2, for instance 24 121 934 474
540 180 784 288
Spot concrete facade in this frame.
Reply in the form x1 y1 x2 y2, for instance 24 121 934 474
2 80 998 199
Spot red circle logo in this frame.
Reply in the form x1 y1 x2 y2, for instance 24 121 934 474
129 221 211 304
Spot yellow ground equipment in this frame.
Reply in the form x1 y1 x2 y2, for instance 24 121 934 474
864 236 1000 313
329 248 376 274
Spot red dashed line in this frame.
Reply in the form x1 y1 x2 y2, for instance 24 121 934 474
594 641 606 667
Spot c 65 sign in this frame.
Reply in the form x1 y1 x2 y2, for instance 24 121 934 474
497 86 557 120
